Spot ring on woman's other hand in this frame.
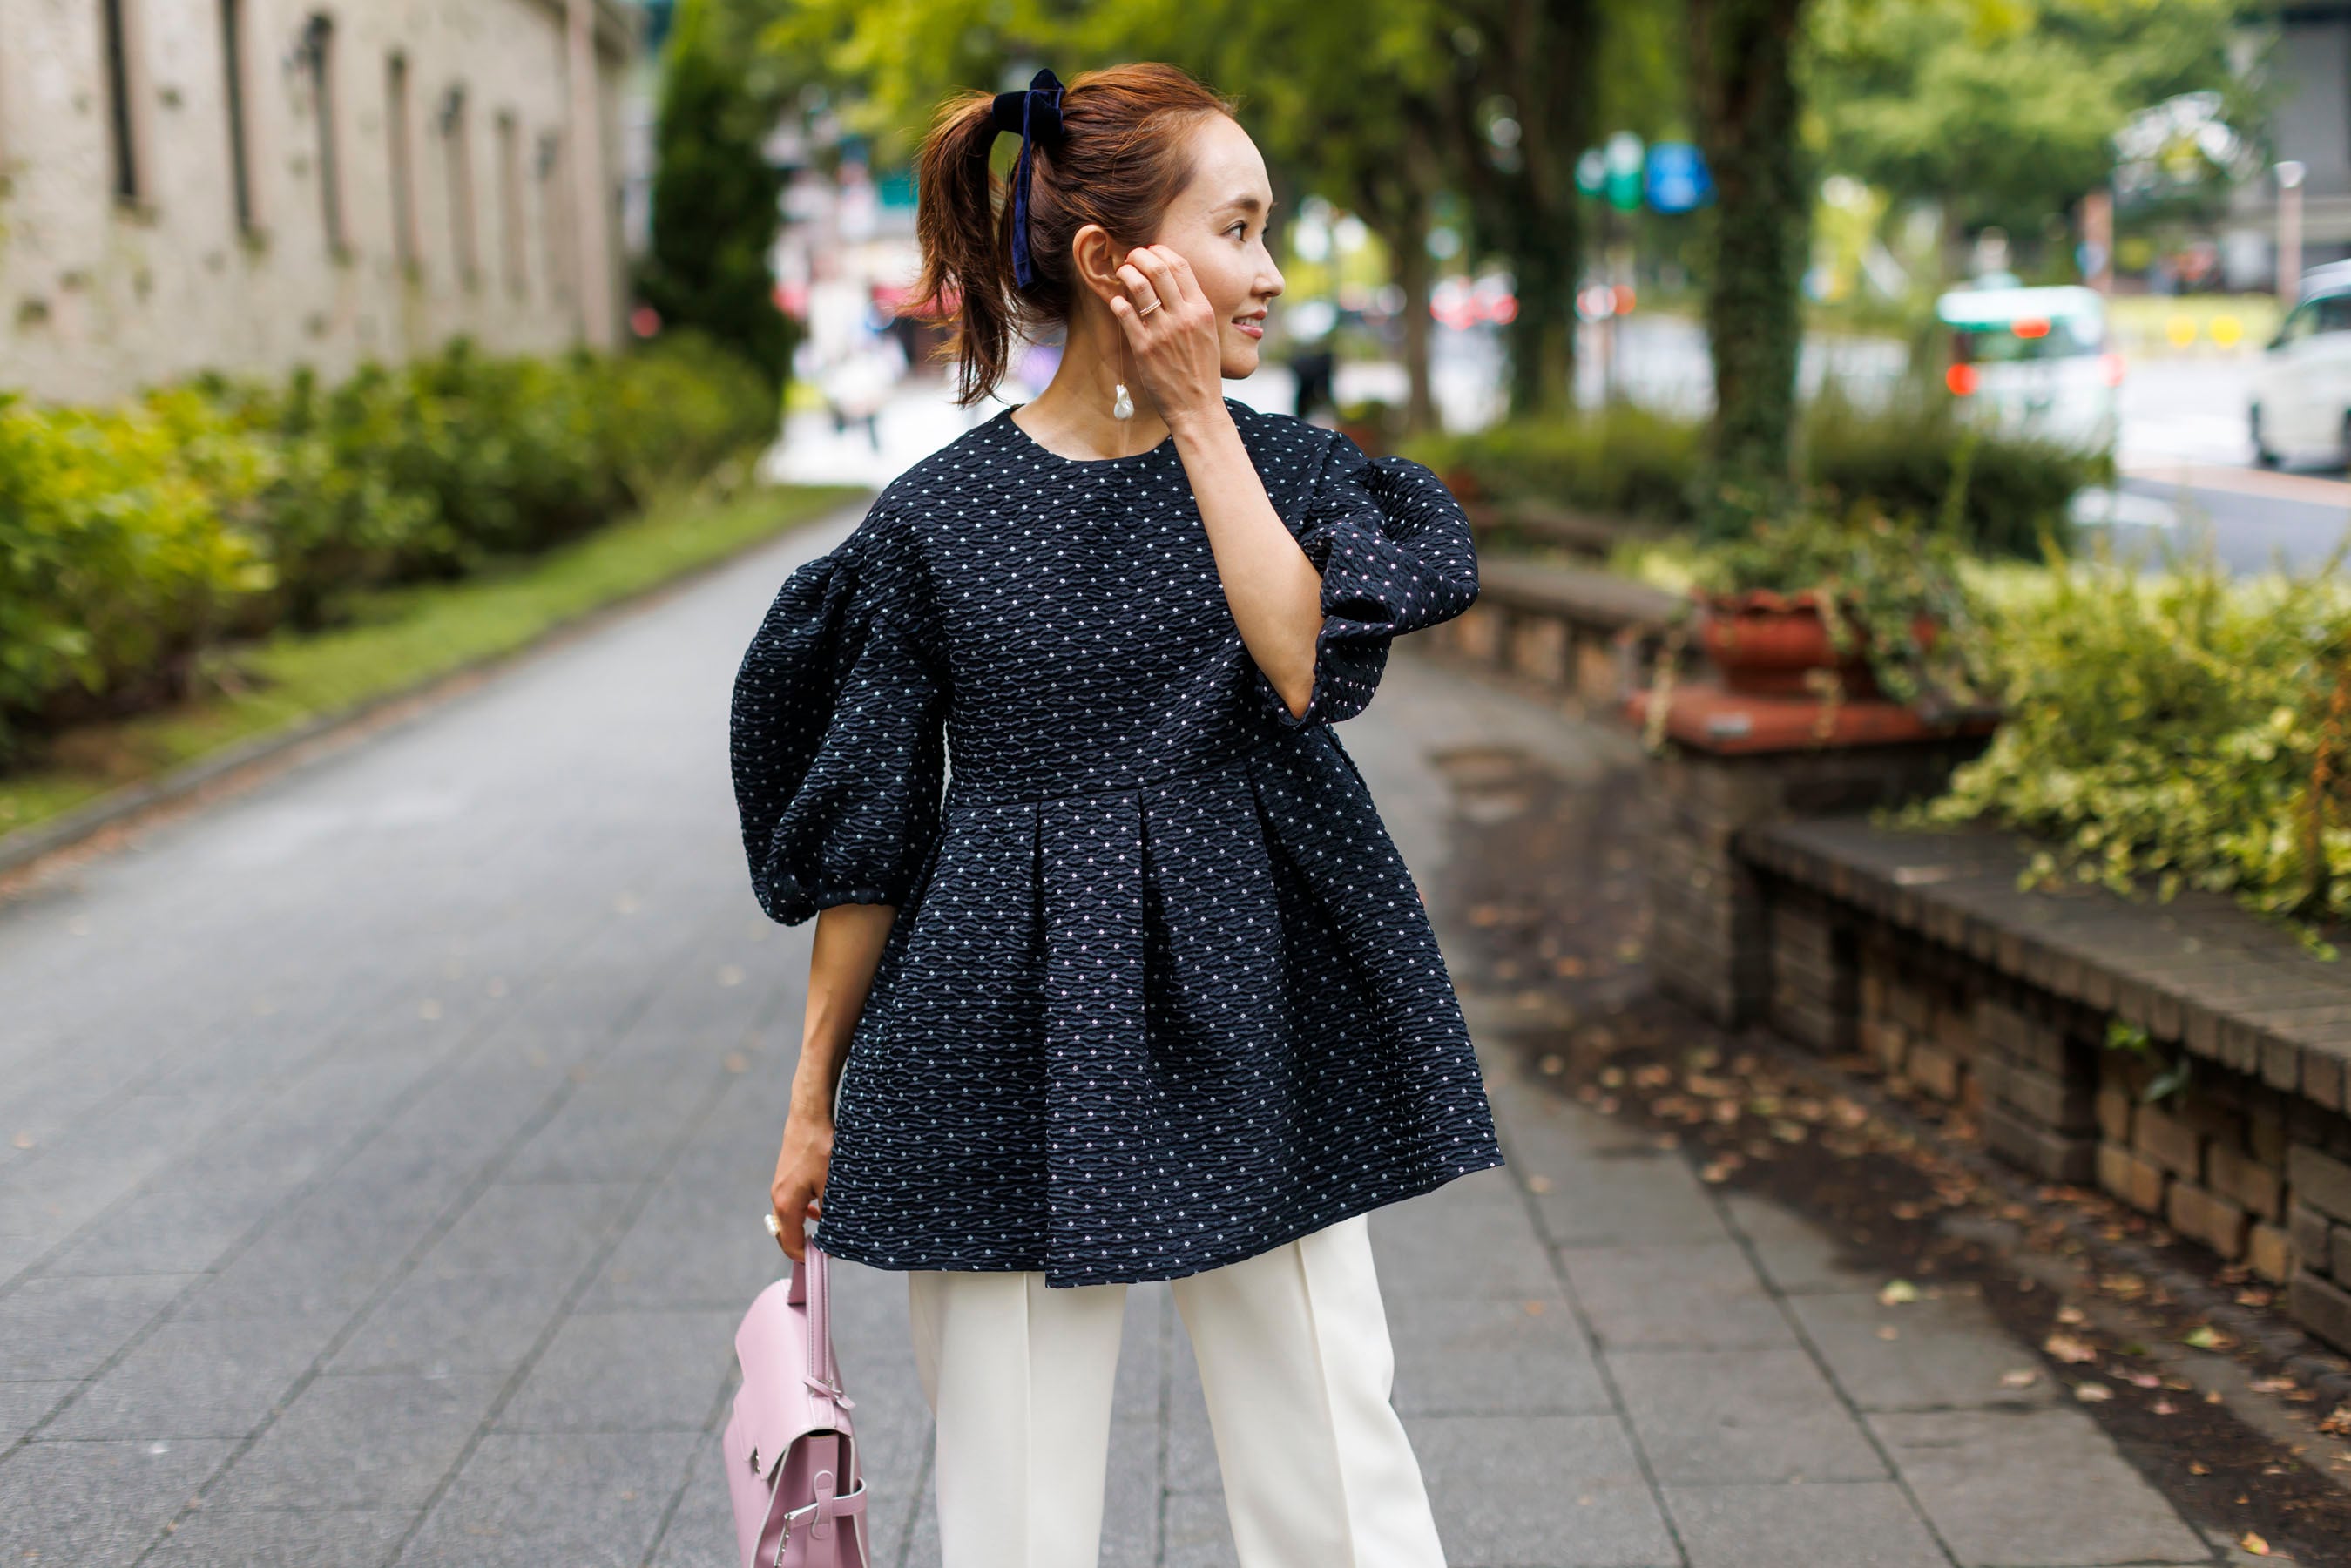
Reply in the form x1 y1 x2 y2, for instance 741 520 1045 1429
1138 298 1161 316
763 1211 783 1239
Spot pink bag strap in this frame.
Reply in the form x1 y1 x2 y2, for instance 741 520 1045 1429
787 1241 853 1410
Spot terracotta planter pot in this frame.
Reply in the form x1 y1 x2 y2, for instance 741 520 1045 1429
1694 589 1937 701
1338 418 1388 460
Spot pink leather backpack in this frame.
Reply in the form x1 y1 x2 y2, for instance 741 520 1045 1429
722 1240 871 1568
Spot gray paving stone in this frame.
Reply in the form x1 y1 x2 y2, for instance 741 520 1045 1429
328 1181 636 1375
328 1270 571 1378
1564 1241 1798 1350
174 1175 461 1322
1367 1173 1559 1301
1723 1191 1881 1295
1111 1280 1170 1426
0 1436 236 1566
1387 1289 1611 1416
1665 1481 1949 1567
204 1371 503 1511
394 1429 700 1567
1789 1288 2058 1412
43 1312 335 1440
578 1168 786 1313
1164 1487 1240 1568
1534 1156 1734 1248
0 1269 193 1382
497 1308 739 1432
143 1509 414 1568
1407 1413 1678 1567
1100 1389 1163 1568
1611 1348 1887 1484
0 1381 70 1445
645 1429 739 1568
1871 1408 2206 1565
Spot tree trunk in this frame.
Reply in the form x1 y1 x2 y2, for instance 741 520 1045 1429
1689 0 1812 531
1446 0 1597 422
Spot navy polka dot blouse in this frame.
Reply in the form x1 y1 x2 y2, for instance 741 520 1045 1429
729 395 1507 1288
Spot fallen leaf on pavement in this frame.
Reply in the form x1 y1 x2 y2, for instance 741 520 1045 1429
1878 1279 1919 1306
2074 1382 2112 1402
2183 1325 2227 1350
1999 1369 2040 1389
2240 1532 2270 1555
2044 1332 2098 1364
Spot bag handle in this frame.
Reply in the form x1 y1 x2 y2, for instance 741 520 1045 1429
787 1239 843 1400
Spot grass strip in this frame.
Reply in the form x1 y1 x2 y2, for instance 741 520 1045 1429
0 482 868 839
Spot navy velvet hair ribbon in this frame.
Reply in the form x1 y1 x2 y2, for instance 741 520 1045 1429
989 68 1066 289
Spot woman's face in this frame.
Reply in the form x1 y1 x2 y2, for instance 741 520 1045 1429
1148 116 1286 378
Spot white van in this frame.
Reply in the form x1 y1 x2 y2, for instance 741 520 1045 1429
2250 261 2351 465
1934 283 2120 452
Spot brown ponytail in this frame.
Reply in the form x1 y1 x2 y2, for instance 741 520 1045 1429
911 64 1240 409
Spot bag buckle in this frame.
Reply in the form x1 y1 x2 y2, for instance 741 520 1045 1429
773 1479 866 1565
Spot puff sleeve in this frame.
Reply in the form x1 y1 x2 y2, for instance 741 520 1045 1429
729 506 949 926
1253 428 1481 730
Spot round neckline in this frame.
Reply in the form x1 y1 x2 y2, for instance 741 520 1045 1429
1000 402 1199 468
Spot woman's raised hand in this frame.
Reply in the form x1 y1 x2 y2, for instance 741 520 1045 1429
1108 244 1226 433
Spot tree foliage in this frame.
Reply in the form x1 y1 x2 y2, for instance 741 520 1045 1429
640 0 795 394
1806 0 2252 240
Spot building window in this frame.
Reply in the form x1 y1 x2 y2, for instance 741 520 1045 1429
99 0 144 203
440 84 477 286
497 112 526 297
298 15 345 254
387 53 418 269
537 130 572 305
219 0 255 231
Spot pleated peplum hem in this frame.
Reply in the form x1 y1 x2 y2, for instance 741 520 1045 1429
729 397 1506 1288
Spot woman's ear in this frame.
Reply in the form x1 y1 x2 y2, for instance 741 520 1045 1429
1068 224 1125 309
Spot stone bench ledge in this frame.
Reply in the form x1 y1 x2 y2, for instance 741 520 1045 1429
1743 815 2351 1112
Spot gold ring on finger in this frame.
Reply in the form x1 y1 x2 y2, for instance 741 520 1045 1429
1138 298 1161 316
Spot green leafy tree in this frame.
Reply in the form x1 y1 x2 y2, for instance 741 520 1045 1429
640 0 795 395
755 0 1625 431
1806 0 2252 253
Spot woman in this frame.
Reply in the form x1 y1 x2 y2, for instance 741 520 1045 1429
730 61 1504 1568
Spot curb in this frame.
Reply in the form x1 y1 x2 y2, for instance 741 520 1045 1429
0 489 874 885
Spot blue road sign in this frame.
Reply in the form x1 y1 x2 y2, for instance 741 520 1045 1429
1646 143 1712 213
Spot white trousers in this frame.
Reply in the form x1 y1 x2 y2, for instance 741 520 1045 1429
905 1212 1447 1568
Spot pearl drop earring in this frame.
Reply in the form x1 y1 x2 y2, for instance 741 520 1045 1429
1112 382 1133 420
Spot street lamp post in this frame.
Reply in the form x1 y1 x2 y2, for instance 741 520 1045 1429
2278 159 2307 308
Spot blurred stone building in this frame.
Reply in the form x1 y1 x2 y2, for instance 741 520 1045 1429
0 0 638 404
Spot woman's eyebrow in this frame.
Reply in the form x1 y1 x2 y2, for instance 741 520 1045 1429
1219 194 1278 214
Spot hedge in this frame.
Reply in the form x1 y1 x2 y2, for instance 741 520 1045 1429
1403 392 2110 558
0 333 775 764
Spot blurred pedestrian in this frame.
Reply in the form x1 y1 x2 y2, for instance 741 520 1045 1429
732 61 1491 1568
1290 335 1336 422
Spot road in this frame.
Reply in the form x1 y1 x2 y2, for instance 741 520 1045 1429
0 452 2246 1564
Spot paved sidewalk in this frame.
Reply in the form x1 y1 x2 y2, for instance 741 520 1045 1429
0 505 2235 1565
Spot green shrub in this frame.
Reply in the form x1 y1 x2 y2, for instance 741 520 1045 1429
1404 403 1703 524
0 395 274 758
1914 541 2351 938
0 335 778 764
595 328 780 498
1803 389 2107 559
1407 393 2109 558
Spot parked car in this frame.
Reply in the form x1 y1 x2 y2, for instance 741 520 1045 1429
1935 283 2122 453
2250 261 2351 467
